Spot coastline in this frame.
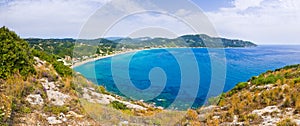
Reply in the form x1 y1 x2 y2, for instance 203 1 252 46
70 47 175 68
71 49 142 68
70 46 257 68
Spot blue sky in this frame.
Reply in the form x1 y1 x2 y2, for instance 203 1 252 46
191 0 234 11
0 0 300 44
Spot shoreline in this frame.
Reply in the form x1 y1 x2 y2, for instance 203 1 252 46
70 46 257 68
71 49 142 68
70 47 176 68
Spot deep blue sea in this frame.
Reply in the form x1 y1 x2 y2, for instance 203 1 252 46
74 45 300 109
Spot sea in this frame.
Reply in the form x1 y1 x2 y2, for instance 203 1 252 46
74 45 300 110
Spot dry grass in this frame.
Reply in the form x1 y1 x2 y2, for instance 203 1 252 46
80 98 186 125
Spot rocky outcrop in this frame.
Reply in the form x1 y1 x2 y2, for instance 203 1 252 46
82 87 147 111
26 94 44 105
40 78 70 106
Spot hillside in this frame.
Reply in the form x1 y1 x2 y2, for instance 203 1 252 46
4 26 298 126
0 27 179 125
181 64 300 125
25 34 256 59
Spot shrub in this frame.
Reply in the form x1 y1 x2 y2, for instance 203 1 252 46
293 77 300 84
252 74 281 85
186 109 198 120
20 106 31 114
226 82 248 97
282 64 300 70
0 108 3 122
96 86 108 94
44 105 69 115
0 26 36 79
247 114 260 123
295 95 300 114
235 82 248 90
110 101 128 110
282 96 292 108
32 49 73 77
277 118 297 126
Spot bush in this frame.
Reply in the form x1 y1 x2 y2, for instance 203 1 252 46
0 108 3 122
0 26 36 79
252 74 281 85
44 105 69 115
277 118 297 126
282 64 300 70
20 106 31 114
293 77 300 83
226 82 248 97
110 101 128 110
96 86 109 95
235 82 248 90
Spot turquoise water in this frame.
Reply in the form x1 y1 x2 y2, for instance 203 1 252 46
74 45 300 109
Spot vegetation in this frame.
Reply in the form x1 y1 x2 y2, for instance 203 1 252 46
44 105 69 115
31 49 73 77
0 26 36 79
25 34 257 60
277 118 297 126
0 27 89 125
179 64 300 125
110 101 128 110
196 64 300 125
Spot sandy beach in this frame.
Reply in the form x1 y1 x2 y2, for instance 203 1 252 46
70 47 196 68
70 49 142 68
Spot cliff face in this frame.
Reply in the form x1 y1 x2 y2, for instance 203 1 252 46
182 64 300 126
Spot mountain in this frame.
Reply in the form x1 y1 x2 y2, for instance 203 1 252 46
181 64 300 125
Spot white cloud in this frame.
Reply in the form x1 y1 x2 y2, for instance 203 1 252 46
206 0 300 44
232 0 264 10
1 0 299 44
0 0 110 38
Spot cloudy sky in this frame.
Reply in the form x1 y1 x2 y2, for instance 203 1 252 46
0 0 300 44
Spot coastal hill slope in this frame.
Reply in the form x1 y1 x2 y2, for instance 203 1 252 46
25 34 256 59
4 26 299 125
0 27 169 125
182 64 300 125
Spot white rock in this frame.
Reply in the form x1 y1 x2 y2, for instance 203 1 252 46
213 116 220 119
59 113 67 122
40 78 70 106
47 90 70 106
261 116 280 126
47 117 62 125
119 121 129 126
34 57 46 67
26 94 44 105
67 111 84 118
252 106 281 116
293 119 300 125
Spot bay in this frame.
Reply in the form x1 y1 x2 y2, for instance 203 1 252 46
74 45 300 109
